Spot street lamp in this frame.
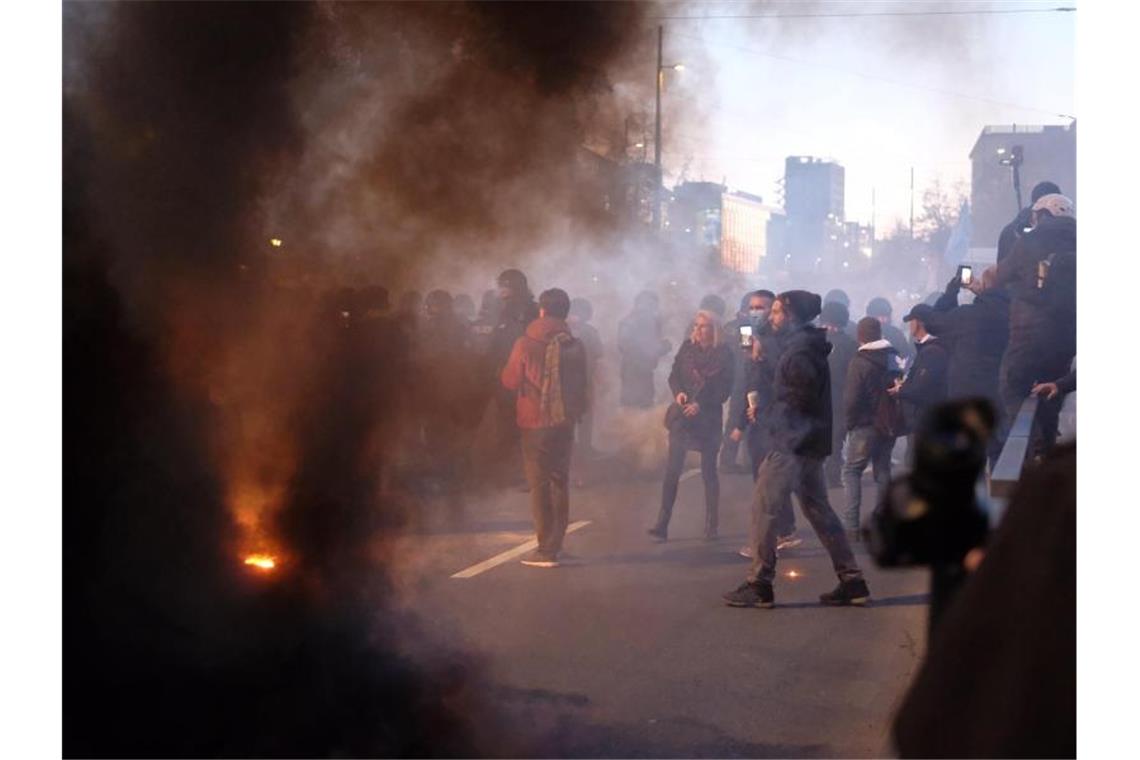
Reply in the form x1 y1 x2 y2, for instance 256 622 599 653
653 24 683 231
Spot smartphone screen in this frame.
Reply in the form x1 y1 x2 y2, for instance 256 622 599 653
958 264 973 285
739 324 753 347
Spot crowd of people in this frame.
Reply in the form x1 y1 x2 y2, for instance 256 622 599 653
316 179 1075 605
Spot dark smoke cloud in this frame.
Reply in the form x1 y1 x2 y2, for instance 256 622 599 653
63 1 662 756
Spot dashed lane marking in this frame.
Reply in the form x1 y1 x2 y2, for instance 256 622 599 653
450 520 593 579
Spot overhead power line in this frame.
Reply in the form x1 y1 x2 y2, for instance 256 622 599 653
658 7 1075 20
672 32 1075 119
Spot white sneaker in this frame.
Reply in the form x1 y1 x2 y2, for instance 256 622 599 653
776 534 803 552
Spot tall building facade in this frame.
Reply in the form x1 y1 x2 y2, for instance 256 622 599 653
783 156 845 274
969 122 1076 260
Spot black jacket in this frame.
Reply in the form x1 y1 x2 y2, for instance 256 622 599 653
897 336 949 429
618 309 671 408
843 340 902 432
826 328 859 429
765 325 833 458
667 341 735 450
926 282 1010 407
991 214 1077 361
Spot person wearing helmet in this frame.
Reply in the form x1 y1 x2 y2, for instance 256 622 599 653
972 193 1076 458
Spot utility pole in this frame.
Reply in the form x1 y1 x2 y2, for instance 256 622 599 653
907 167 916 242
653 24 664 231
871 187 876 257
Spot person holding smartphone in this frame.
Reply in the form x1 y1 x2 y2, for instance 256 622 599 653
721 291 776 473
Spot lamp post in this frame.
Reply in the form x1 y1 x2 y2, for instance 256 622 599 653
653 24 683 231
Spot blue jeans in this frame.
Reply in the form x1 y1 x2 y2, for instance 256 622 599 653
747 451 862 585
841 426 894 532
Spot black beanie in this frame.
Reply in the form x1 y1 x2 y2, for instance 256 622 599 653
779 290 822 323
820 301 850 329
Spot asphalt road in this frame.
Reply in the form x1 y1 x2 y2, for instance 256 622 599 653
395 457 929 758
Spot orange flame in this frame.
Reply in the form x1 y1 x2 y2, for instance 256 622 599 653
243 554 277 571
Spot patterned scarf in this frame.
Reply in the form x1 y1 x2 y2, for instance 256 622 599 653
539 333 573 426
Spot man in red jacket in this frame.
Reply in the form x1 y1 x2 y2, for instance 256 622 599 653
501 288 589 568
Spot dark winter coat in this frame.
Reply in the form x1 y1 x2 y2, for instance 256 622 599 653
991 214 1077 363
926 283 1010 409
897 336 949 430
843 340 902 432
618 309 671 408
489 297 540 376
826 327 859 430
765 325 834 459
666 340 735 451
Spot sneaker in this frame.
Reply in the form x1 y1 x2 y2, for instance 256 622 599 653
776 534 803 551
520 550 559 568
723 580 775 608
647 527 668 543
819 578 871 606
738 545 755 559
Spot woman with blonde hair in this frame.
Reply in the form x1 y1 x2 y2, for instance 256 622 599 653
649 310 735 541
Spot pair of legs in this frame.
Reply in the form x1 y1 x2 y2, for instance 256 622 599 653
520 426 574 557
654 433 720 538
747 451 863 585
746 427 796 537
823 417 847 486
842 426 894 533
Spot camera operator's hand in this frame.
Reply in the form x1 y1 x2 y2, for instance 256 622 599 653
675 392 688 405
682 402 700 418
729 428 743 443
1031 381 1060 400
746 405 758 423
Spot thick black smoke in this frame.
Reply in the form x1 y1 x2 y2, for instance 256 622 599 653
64 1 653 756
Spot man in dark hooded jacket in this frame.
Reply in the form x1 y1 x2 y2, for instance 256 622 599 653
841 317 901 535
821 301 859 487
723 290 869 609
978 194 1076 458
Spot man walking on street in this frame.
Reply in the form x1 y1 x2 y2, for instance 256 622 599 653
501 288 589 568
841 317 902 537
722 291 870 609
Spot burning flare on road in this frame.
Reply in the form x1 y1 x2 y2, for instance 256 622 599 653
243 554 278 571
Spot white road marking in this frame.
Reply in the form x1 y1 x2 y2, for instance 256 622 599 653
450 520 593 579
679 467 701 482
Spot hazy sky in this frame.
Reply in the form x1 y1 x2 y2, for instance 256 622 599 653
656 0 1075 231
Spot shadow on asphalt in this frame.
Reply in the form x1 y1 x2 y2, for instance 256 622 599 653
768 593 930 610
